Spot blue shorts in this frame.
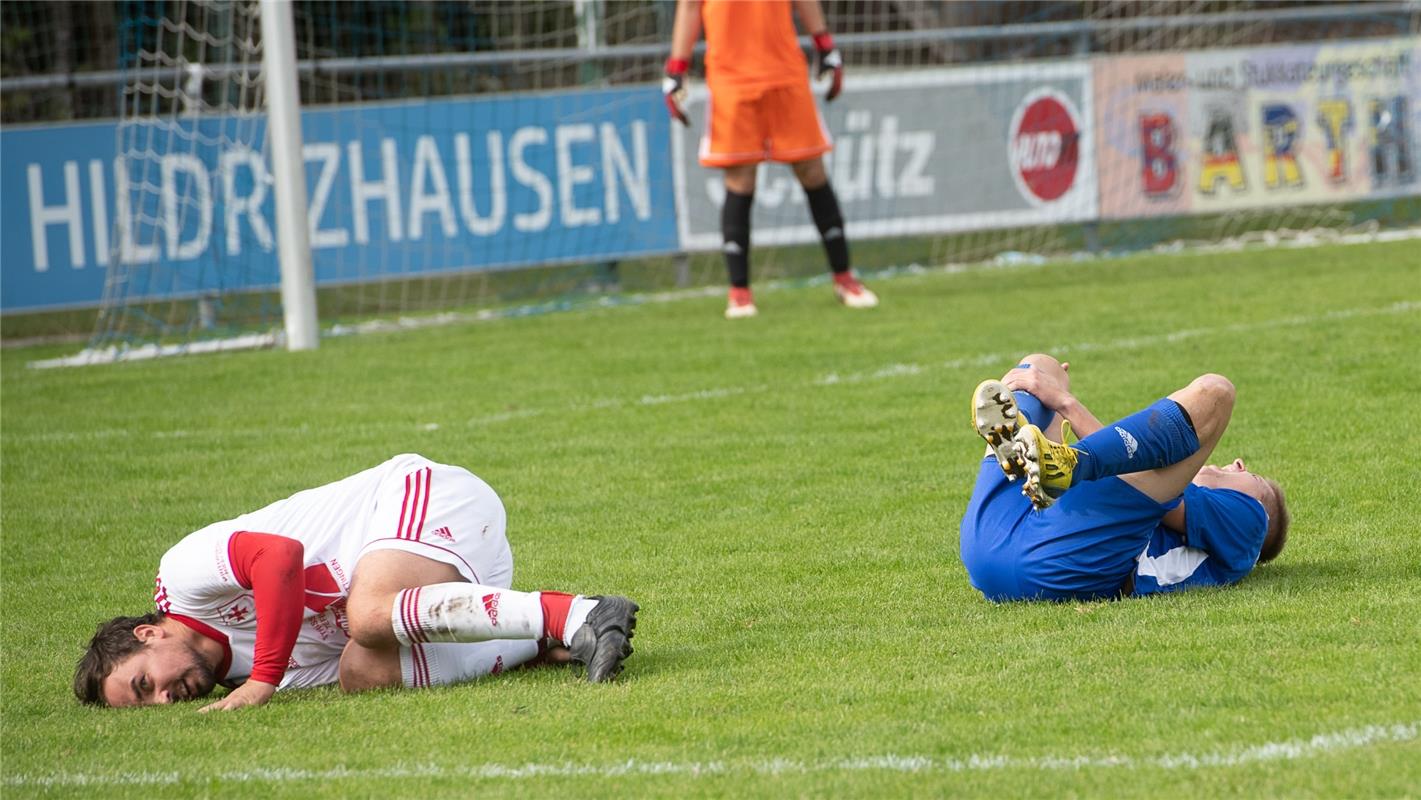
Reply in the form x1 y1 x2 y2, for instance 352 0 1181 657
959 457 1180 602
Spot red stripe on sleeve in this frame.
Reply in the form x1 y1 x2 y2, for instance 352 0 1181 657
227 531 306 686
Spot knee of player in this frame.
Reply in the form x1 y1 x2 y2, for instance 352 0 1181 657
792 157 828 188
344 595 395 647
1194 373 1236 407
1019 353 1062 370
1011 353 1066 381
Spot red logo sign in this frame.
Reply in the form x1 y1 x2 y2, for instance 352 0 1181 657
1009 89 1082 204
482 592 501 627
218 594 255 625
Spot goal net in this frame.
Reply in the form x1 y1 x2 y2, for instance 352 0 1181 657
19 0 1415 362
93 0 280 356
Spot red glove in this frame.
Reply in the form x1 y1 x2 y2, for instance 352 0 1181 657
812 32 843 102
663 57 690 126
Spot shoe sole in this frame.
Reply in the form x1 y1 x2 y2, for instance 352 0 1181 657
971 380 1027 482
725 305 758 319
1012 428 1056 510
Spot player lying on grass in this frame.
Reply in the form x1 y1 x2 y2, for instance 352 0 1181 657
961 354 1290 602
74 454 638 710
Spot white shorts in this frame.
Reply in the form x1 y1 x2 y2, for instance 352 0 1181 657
356 458 514 589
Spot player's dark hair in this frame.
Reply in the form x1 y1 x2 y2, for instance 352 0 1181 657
73 612 165 706
1258 478 1289 563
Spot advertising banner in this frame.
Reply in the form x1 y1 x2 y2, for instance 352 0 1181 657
2 87 680 312
672 62 1098 251
1095 38 1420 219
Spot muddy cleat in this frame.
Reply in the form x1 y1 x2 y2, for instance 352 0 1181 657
568 595 638 683
971 379 1030 481
833 272 879 309
725 287 758 319
1012 423 1078 509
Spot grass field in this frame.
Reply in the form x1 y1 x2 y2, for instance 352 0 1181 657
2 238 1419 797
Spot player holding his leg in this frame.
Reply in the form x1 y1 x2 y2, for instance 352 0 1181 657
960 355 1290 602
74 454 638 709
664 0 878 318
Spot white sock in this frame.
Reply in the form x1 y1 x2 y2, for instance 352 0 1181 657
401 640 540 688
562 596 600 644
392 583 543 646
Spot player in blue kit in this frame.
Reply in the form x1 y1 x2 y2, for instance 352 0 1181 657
960 353 1289 602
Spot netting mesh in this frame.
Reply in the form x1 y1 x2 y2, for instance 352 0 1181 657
2 1 1416 354
88 0 275 347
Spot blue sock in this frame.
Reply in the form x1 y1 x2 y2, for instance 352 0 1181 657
1012 390 1054 432
1071 398 1200 485
1009 363 1056 431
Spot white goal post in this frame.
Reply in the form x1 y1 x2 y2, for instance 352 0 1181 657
258 0 317 351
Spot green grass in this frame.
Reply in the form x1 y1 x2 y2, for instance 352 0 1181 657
3 238 1419 798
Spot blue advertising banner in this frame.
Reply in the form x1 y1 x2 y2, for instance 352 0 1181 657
2 87 679 312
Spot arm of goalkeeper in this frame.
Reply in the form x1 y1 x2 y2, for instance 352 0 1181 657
663 0 701 127
811 31 843 102
664 58 690 127
795 0 842 101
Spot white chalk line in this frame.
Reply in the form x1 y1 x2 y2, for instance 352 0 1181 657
10 300 1418 445
5 720 1416 787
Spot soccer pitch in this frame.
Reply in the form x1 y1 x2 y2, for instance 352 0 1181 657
2 239 1418 797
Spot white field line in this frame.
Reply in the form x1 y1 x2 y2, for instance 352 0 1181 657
5 721 1416 787
10 300 1418 445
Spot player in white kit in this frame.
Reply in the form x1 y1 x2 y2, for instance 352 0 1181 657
74 454 639 709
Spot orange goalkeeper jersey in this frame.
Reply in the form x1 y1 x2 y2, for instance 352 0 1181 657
702 0 810 89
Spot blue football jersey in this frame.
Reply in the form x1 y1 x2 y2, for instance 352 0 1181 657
1132 484 1268 595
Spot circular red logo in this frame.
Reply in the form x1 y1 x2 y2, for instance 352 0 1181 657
1008 90 1082 204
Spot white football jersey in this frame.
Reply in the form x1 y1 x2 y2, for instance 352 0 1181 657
154 453 439 690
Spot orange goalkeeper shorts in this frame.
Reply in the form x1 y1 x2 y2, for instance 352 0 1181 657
698 80 833 168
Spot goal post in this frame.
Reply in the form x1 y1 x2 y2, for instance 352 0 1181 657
258 0 316 351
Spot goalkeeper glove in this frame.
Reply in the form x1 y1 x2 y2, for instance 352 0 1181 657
663 57 690 126
812 32 843 102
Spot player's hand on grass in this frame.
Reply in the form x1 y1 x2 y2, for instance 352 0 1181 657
198 679 276 713
812 32 843 102
663 57 690 126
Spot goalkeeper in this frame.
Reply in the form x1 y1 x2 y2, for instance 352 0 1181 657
961 354 1290 602
664 0 878 318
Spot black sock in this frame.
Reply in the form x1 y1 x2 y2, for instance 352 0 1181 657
805 181 850 273
721 189 753 288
